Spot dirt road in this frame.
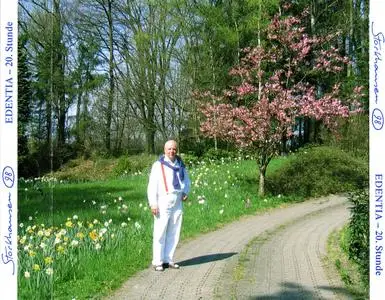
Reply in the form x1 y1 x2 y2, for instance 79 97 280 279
106 194 352 299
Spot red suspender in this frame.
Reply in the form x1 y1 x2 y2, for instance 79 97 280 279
160 163 168 193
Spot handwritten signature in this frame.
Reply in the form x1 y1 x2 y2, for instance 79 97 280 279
372 22 385 105
1 193 15 275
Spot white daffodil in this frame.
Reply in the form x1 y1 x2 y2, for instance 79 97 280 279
71 240 79 247
46 268 53 276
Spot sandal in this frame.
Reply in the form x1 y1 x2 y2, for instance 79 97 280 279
154 265 164 271
165 262 180 269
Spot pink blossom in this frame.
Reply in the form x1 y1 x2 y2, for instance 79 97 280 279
196 7 364 196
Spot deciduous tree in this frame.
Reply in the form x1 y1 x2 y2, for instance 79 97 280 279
199 7 364 196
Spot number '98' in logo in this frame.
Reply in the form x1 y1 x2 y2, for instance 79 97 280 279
372 108 384 130
2 166 15 188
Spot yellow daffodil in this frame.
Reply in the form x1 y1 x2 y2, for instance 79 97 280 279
89 230 98 241
76 232 85 239
33 264 40 271
44 256 53 265
57 245 65 254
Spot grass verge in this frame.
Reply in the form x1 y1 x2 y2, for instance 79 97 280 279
325 225 369 299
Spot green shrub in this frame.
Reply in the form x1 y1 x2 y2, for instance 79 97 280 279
52 154 157 181
53 158 117 182
328 225 369 298
112 154 157 176
265 146 368 197
347 189 369 289
202 148 238 162
113 156 132 176
180 152 200 167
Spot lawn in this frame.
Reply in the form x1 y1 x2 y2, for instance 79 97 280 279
18 146 367 300
18 156 299 299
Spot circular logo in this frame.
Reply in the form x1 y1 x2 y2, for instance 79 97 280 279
372 108 384 130
2 166 15 188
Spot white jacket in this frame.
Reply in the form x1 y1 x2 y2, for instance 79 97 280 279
147 156 191 208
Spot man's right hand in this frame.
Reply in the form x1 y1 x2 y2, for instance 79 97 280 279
151 207 159 216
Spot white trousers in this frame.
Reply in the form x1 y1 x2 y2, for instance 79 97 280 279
152 192 183 266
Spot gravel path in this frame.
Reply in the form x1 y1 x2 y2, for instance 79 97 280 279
106 194 352 300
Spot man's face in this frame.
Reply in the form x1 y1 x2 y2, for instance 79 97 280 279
164 141 177 162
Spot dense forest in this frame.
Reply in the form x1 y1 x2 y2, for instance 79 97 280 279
18 0 369 178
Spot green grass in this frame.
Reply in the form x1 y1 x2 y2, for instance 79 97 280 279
18 158 296 299
326 226 369 299
17 147 368 299
18 175 154 299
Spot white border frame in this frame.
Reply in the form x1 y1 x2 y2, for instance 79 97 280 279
370 1 385 299
0 0 18 299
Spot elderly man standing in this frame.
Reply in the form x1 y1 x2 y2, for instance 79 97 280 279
147 140 191 271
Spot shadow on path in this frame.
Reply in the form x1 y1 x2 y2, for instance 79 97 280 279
178 252 237 267
249 282 353 299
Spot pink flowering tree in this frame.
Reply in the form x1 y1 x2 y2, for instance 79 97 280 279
199 8 364 197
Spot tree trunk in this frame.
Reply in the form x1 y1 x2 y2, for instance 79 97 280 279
145 126 156 154
57 109 66 146
75 92 82 143
281 133 287 155
347 0 354 77
313 120 322 144
105 0 114 153
145 101 156 154
304 117 311 144
298 117 303 146
46 101 52 148
258 164 266 197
